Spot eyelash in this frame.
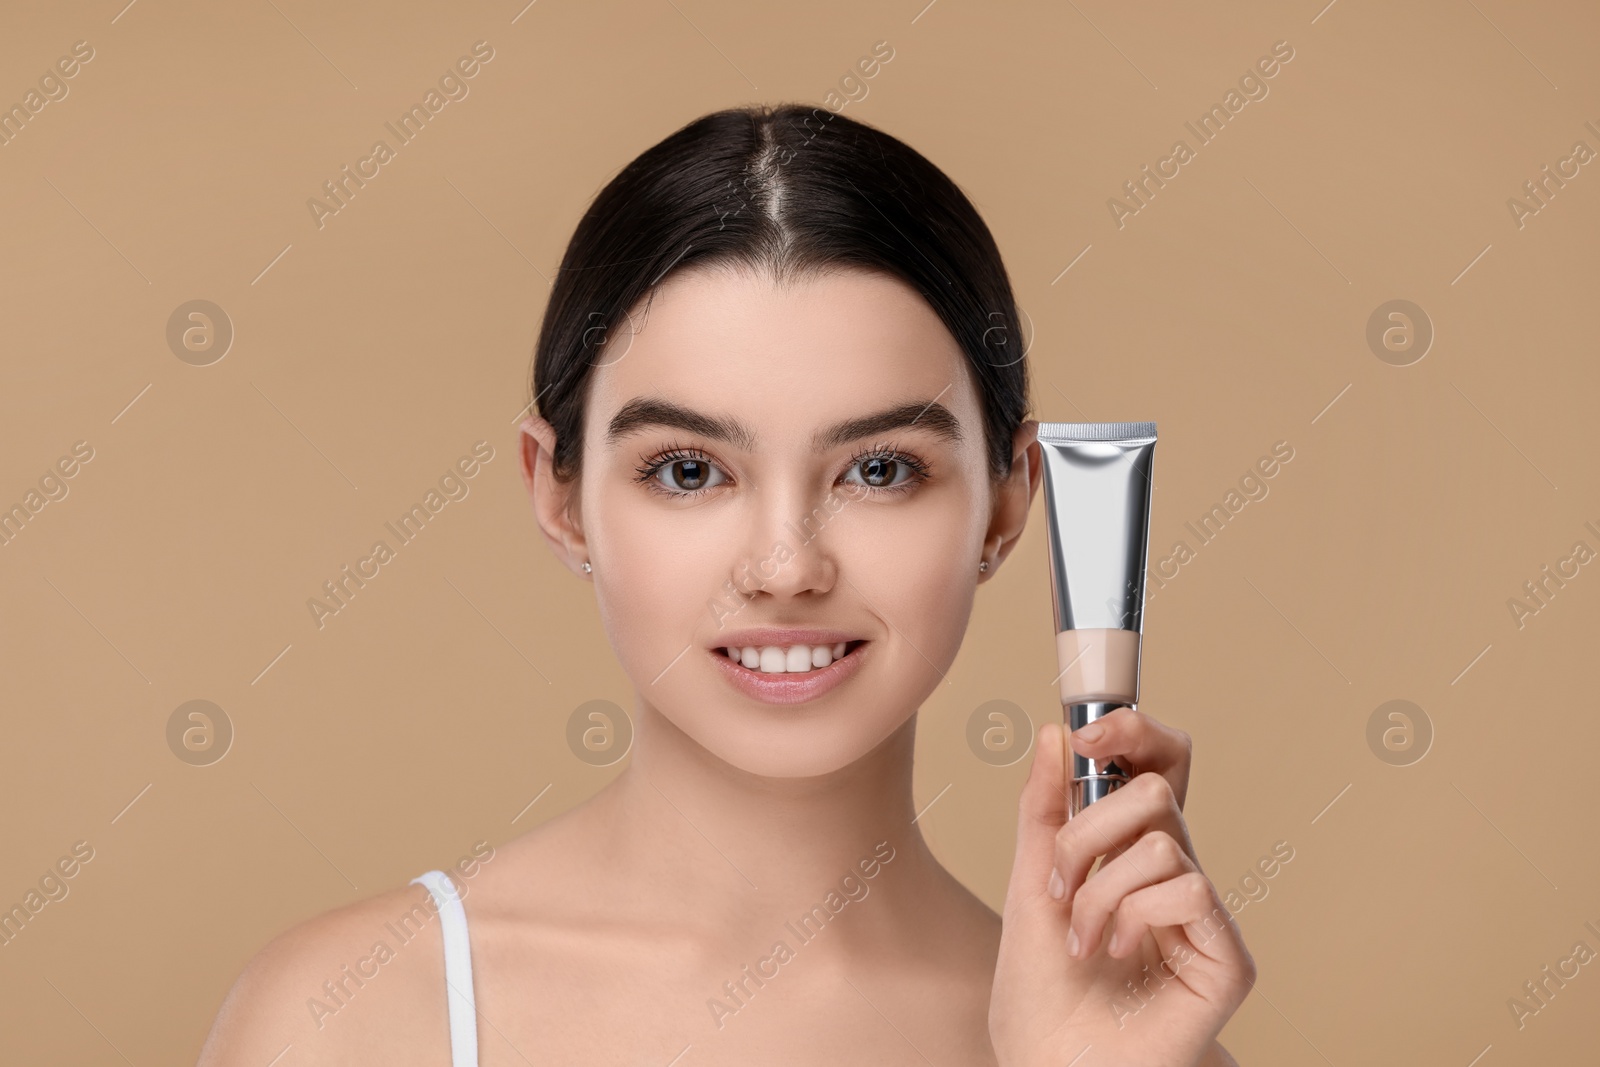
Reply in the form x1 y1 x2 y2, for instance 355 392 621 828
633 440 932 499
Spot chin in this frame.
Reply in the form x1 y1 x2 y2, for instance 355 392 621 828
664 699 911 779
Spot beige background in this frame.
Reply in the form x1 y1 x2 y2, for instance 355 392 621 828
2 0 1596 1062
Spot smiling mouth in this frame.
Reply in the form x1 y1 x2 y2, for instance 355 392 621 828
720 640 867 675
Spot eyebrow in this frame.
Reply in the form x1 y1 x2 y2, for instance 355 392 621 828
604 395 964 452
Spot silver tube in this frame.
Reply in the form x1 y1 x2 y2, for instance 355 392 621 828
1036 421 1157 818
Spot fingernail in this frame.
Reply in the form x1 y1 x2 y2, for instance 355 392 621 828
1074 722 1103 743
1066 928 1081 956
1048 867 1064 899
1107 930 1121 955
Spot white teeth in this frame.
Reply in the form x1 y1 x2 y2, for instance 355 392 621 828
724 643 854 674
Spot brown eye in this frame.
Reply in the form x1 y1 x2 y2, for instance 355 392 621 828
674 459 708 489
846 454 912 489
651 456 726 493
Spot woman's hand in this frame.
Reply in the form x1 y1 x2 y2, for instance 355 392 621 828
989 708 1255 1067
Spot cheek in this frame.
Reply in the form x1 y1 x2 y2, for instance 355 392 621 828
589 491 723 675
835 491 984 674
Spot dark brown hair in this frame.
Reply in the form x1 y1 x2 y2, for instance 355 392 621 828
530 103 1030 482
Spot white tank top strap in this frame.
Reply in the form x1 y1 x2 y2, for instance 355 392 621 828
410 869 479 1067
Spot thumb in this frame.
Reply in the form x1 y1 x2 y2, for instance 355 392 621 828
1005 720 1070 911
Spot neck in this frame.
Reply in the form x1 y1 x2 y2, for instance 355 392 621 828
587 699 942 938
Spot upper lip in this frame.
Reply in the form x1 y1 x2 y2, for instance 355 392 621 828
710 627 865 648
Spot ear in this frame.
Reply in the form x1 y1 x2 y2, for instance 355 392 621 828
979 419 1041 582
519 413 591 579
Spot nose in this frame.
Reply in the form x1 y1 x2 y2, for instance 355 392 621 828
736 480 843 600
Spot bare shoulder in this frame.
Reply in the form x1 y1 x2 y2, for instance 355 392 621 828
931 849 1004 957
888 844 1004 1002
196 877 453 1067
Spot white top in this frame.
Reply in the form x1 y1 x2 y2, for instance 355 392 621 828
410 870 479 1067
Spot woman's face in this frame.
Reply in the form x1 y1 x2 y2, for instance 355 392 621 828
536 265 1031 778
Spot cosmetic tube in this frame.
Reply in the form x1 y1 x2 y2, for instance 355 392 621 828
1037 422 1157 818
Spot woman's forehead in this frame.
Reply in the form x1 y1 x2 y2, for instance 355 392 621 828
585 266 979 442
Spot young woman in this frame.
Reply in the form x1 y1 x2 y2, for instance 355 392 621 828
199 104 1253 1066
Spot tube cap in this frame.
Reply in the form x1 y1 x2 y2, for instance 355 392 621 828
1066 700 1136 818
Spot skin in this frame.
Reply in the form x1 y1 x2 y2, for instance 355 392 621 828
197 265 1252 1066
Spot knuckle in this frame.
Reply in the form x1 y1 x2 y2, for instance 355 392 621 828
1073 876 1109 914
1147 829 1184 866
1113 706 1142 738
1055 808 1096 853
1134 770 1173 805
1053 820 1079 860
1181 871 1214 910
1239 949 1260 989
